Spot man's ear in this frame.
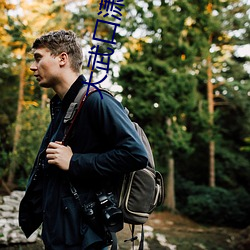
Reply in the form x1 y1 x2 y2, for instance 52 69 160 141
58 52 68 67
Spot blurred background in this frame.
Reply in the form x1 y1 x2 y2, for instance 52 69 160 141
0 0 249 249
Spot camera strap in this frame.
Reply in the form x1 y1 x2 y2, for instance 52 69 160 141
69 182 84 207
63 85 119 250
63 84 91 145
62 84 112 145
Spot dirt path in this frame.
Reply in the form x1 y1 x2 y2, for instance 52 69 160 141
0 211 247 250
117 211 241 250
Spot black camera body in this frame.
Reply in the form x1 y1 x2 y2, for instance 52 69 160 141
83 201 113 247
83 191 123 234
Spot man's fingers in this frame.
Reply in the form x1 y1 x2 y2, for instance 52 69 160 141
47 159 57 165
46 153 55 159
46 148 54 153
46 148 60 157
48 142 60 148
45 142 72 170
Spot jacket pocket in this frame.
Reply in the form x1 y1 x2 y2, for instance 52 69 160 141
62 196 83 246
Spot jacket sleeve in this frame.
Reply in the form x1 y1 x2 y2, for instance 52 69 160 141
68 91 148 179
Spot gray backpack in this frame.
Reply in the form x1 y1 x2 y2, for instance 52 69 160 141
63 86 165 249
118 117 164 249
118 117 165 224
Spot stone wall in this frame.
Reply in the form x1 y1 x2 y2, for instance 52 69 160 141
0 191 39 246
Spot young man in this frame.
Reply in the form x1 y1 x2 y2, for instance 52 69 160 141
19 30 148 250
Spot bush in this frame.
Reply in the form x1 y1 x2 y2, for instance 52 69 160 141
176 178 250 228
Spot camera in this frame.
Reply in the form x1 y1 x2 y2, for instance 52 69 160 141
83 202 97 226
96 191 124 232
83 201 114 247
83 191 123 233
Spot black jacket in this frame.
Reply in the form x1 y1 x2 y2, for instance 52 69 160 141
19 75 148 249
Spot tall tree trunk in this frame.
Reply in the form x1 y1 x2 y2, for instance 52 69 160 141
7 45 26 188
164 117 176 211
207 34 215 188
165 156 176 211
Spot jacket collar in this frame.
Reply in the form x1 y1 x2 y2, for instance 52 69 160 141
50 75 86 112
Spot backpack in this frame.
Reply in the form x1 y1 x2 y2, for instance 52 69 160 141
118 114 164 224
63 86 165 250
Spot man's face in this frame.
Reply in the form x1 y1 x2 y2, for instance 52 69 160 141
30 47 61 88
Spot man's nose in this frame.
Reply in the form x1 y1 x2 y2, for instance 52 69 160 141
30 62 37 72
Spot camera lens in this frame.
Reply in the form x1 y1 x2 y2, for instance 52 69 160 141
104 207 123 232
96 191 124 232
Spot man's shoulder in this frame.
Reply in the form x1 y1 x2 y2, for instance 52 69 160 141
85 88 115 105
83 88 125 118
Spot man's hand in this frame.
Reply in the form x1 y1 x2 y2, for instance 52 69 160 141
46 141 73 171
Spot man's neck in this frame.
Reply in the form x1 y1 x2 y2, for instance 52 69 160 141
54 73 81 100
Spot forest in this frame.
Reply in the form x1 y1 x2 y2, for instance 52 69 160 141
0 0 249 231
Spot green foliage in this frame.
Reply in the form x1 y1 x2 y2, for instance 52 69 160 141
15 105 50 188
6 16 29 46
0 46 19 178
0 105 50 185
0 46 18 123
116 1 203 173
176 178 250 228
0 151 10 179
215 138 250 190
241 137 250 152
